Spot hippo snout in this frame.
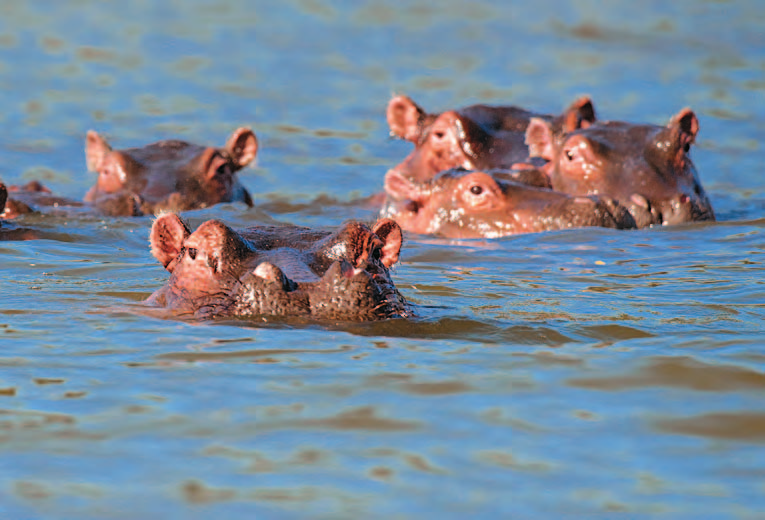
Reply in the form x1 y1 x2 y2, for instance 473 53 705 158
659 193 716 226
559 196 636 230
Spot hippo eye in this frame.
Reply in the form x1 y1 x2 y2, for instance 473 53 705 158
683 143 691 153
434 131 445 140
565 150 575 161
187 247 197 260
470 185 483 195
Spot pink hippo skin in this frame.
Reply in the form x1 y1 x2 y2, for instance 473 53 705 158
85 128 258 216
382 167 635 239
148 214 409 321
386 94 597 183
524 108 715 227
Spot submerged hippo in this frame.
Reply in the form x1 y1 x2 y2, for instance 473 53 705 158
148 214 409 321
85 128 258 216
0 182 45 240
386 94 597 183
0 180 84 219
524 108 715 227
382 167 635 239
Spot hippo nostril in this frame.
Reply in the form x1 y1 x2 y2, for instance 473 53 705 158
207 255 219 272
253 262 297 291
254 262 281 281
187 248 197 260
630 194 650 210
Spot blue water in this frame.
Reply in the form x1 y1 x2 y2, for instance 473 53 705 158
1 1 765 518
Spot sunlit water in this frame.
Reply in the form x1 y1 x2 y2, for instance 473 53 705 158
1 1 764 518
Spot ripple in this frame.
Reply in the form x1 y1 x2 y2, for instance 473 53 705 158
654 412 765 443
567 356 765 392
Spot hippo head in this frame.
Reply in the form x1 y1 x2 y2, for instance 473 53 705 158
383 167 634 238
386 95 597 183
525 108 715 227
148 214 407 321
1 181 47 219
84 128 258 216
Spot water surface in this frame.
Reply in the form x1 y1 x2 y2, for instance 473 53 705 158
1 1 765 518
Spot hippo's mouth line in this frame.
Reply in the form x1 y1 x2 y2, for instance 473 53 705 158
624 195 716 228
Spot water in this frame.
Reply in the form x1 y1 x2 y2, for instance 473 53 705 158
1 1 765 518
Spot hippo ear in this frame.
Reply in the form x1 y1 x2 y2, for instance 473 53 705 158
384 169 420 202
387 95 425 142
85 130 113 172
525 118 555 160
150 213 191 272
562 96 597 132
371 218 402 268
668 108 698 150
225 127 258 169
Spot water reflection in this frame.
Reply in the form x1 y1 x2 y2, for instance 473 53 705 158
568 356 765 392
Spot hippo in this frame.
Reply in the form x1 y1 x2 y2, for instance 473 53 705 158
0 181 84 219
386 94 597 183
85 127 258 216
382 167 635 239
524 108 715 227
0 182 6 216
148 214 409 321
0 182 44 240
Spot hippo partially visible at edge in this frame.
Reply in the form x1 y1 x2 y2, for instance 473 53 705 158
85 127 258 216
148 214 409 321
386 94 597 183
0 181 45 240
0 182 6 218
1 181 83 219
524 108 715 227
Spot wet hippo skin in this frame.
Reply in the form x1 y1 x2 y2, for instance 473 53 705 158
148 214 409 321
525 108 715 227
0 180 84 219
382 167 635 239
85 127 258 216
386 94 597 183
0 181 46 240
